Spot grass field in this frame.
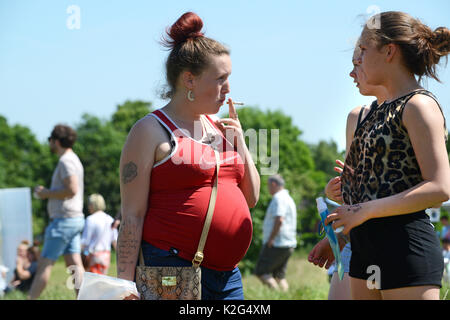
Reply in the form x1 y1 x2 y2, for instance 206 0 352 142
1 250 449 300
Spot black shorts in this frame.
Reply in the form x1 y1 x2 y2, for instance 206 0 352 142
349 211 443 290
254 245 294 279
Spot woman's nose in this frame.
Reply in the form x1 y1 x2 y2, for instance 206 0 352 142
222 81 230 94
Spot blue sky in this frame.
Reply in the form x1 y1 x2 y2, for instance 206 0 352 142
1 0 449 152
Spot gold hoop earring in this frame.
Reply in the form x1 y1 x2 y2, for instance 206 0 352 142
187 90 195 102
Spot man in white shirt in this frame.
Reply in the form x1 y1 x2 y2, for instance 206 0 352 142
30 124 85 299
255 174 297 291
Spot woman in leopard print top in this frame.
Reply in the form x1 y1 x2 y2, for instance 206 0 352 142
325 11 450 299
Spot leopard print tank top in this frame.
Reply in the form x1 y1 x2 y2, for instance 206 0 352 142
341 89 447 205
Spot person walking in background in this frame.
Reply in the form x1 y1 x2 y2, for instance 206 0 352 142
81 194 115 275
30 124 85 299
323 12 450 300
117 11 260 300
254 174 297 292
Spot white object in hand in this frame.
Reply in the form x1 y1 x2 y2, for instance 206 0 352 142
77 272 140 300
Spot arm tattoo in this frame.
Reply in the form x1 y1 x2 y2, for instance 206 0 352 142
122 161 138 184
347 204 362 214
351 204 362 213
117 216 143 278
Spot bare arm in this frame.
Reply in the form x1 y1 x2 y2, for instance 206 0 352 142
15 260 31 280
117 117 157 281
324 106 362 204
217 99 260 208
267 216 283 247
236 136 260 208
35 175 78 200
345 106 363 159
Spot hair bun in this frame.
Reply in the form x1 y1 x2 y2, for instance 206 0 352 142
430 27 450 56
162 12 204 48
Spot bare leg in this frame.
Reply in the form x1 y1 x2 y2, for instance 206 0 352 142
275 278 289 292
258 274 280 290
28 257 56 300
381 285 440 300
350 277 382 300
64 253 85 298
328 273 352 300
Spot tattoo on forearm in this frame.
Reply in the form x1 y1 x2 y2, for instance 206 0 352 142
117 216 143 277
122 161 138 184
347 204 362 213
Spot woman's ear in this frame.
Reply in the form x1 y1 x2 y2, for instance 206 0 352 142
181 70 196 90
385 43 397 63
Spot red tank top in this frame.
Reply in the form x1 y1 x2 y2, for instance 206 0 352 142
142 109 253 271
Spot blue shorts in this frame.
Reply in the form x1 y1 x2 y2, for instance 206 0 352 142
333 243 351 274
41 217 85 261
140 241 244 300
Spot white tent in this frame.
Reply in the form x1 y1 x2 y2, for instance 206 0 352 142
0 188 33 283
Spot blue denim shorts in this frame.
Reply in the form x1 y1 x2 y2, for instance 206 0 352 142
41 217 85 261
332 242 351 274
140 241 244 300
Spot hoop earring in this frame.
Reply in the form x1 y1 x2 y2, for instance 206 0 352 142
187 90 195 102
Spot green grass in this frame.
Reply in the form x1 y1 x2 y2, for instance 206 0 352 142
1 251 448 300
242 251 330 300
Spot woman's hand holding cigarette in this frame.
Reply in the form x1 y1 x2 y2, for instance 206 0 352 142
214 98 244 150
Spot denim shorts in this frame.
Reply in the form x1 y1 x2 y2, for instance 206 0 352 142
332 243 351 274
41 217 85 261
140 241 244 300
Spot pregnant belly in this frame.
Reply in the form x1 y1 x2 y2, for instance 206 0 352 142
202 184 253 271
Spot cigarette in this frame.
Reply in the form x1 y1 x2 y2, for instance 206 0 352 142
228 101 245 105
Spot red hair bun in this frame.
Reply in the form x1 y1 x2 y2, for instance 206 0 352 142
163 12 204 48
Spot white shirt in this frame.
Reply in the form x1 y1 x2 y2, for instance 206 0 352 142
262 189 297 248
81 211 117 253
47 150 84 219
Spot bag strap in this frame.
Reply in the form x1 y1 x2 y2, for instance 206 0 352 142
138 116 221 268
192 147 220 268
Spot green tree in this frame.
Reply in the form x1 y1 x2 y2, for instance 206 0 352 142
309 140 345 181
0 115 55 236
111 100 153 133
73 114 126 218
